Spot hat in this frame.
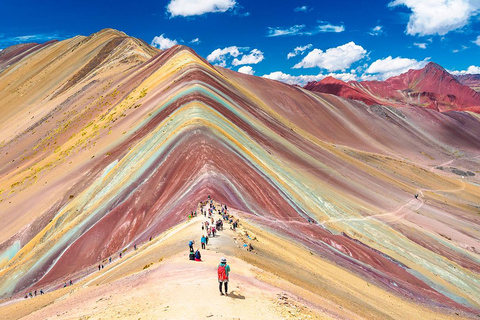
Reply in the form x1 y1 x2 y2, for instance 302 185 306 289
220 257 227 263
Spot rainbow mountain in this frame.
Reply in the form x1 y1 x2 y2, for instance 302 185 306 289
1 29 480 319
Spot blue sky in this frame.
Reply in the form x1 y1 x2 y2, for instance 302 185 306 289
1 0 479 85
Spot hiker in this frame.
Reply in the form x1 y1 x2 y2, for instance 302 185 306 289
134 244 137 250
218 257 231 296
414 194 418 199
70 280 73 285
201 235 206 249
194 249 202 261
40 289 44 295
119 252 122 258
205 234 209 245
34 290 37 296
189 240 195 251
212 226 216 237
109 257 112 263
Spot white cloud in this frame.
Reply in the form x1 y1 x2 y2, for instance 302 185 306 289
317 23 345 33
207 46 264 68
293 42 367 72
294 6 308 12
267 25 305 37
369 25 384 36
287 44 312 59
207 46 242 67
0 33 61 46
389 0 480 36
450 65 480 75
151 34 178 50
268 21 344 37
190 38 201 44
365 56 430 80
262 71 358 86
414 42 427 49
238 66 254 75
167 0 236 17
474 35 480 46
232 48 264 66
452 45 469 53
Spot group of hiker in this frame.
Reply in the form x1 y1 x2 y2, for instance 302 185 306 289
188 196 233 296
24 288 44 299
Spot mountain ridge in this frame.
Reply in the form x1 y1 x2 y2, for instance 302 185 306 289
1 29 480 318
305 61 480 113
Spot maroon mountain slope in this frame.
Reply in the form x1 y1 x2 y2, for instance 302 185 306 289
305 62 480 113
456 74 480 92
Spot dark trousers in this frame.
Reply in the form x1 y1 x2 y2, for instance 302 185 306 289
201 242 205 249
219 282 228 293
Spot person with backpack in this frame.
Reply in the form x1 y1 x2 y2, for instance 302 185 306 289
217 257 231 296
189 240 195 252
194 249 202 261
189 249 195 261
201 235 206 249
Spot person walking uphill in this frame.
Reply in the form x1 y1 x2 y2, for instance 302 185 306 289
218 257 231 296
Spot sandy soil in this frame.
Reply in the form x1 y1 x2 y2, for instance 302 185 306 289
1 212 473 320
0 216 326 320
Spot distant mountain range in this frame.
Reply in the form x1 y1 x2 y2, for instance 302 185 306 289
305 62 480 113
455 74 480 92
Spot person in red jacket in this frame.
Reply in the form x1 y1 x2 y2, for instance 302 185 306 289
217 257 231 296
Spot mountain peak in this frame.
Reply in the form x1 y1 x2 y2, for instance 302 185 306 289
424 61 446 72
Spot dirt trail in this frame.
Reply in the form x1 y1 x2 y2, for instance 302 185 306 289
320 157 468 226
1 212 326 320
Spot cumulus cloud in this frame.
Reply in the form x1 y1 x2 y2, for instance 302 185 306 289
190 38 201 44
293 42 367 72
287 44 312 59
450 65 480 75
262 71 358 86
369 25 384 36
150 34 178 50
389 0 480 36
414 42 427 49
167 0 236 17
238 66 254 75
317 23 345 33
207 46 264 68
232 49 264 66
207 46 242 67
474 35 480 46
365 56 430 80
294 6 309 12
267 25 305 37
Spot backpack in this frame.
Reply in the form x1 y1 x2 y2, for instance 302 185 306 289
218 265 227 281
